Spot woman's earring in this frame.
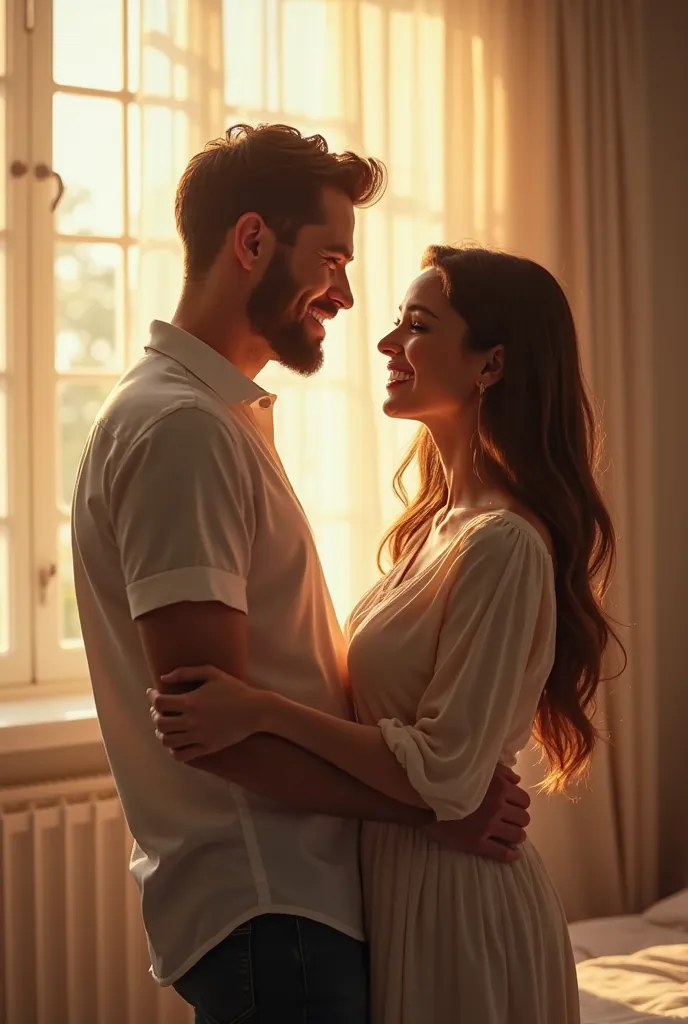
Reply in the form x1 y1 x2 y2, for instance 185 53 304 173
473 382 486 483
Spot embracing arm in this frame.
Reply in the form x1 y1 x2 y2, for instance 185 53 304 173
252 691 427 808
154 657 531 859
193 736 431 824
142 601 426 809
138 600 431 827
155 519 548 825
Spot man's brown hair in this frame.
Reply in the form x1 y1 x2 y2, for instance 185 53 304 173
175 123 387 278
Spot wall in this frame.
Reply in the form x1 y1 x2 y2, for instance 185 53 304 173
0 742 109 788
643 0 688 896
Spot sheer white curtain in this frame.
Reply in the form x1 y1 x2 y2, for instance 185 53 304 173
130 0 656 920
131 0 450 623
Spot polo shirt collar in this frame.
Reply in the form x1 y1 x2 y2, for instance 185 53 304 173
145 320 276 410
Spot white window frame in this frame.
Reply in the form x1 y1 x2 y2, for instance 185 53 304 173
2 0 130 691
1 0 32 689
29 0 88 684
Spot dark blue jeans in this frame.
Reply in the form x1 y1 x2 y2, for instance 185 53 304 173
173 914 369 1023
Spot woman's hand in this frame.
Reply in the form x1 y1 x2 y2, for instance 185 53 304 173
148 666 269 762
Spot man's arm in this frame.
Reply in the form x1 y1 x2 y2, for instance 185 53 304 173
137 599 431 827
195 737 432 825
194 739 530 866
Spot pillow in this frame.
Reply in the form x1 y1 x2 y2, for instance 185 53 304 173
643 889 688 932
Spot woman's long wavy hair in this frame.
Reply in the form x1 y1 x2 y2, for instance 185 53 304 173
378 245 624 791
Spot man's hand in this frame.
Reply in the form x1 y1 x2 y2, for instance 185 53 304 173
425 764 531 864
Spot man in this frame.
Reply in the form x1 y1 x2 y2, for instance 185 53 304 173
72 124 531 1023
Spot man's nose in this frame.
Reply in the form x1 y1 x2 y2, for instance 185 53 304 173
329 270 354 311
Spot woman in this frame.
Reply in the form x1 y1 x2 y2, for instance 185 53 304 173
150 246 620 1022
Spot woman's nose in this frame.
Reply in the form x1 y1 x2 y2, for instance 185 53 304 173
377 331 400 355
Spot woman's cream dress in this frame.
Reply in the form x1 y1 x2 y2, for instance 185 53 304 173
346 511 580 1024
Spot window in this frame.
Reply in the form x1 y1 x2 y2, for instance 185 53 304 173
2 0 148 687
2 0 449 690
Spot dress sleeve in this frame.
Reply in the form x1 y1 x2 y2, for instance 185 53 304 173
379 519 553 820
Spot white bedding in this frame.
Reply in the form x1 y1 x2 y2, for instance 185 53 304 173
571 889 688 1023
570 915 688 965
577 945 688 1021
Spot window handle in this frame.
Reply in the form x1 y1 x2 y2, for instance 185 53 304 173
34 163 65 213
38 563 57 606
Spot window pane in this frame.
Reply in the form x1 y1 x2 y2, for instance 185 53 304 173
136 246 182 334
223 0 269 109
58 522 81 645
313 520 351 626
274 386 350 517
127 103 141 237
53 93 124 237
0 527 8 653
127 0 140 92
138 105 188 239
126 244 148 363
282 3 332 118
57 381 112 510
141 41 171 97
53 0 123 91
0 384 6 517
56 243 124 372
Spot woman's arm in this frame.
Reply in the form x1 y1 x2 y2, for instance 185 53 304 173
151 668 531 858
151 668 430 809
261 691 430 808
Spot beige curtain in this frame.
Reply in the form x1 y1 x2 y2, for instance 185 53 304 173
131 0 656 922
474 0 656 920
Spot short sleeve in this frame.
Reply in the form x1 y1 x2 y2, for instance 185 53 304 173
110 407 255 619
379 519 553 820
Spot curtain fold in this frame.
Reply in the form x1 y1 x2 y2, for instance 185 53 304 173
130 0 656 921
508 0 655 919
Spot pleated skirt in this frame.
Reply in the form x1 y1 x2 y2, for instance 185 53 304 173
362 823 581 1024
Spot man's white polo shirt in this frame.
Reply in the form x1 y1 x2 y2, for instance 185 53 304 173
71 320 364 985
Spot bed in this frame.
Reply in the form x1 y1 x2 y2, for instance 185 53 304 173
570 888 688 1022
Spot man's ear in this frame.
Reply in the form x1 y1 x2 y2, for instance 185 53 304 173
233 212 269 271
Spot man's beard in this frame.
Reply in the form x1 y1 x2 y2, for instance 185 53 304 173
246 245 324 377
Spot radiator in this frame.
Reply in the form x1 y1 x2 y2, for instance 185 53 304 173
0 775 193 1024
